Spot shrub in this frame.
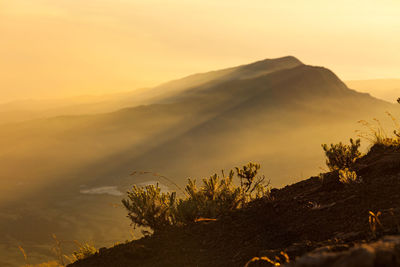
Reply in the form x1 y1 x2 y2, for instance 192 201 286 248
236 162 266 195
321 138 362 171
175 172 243 224
339 168 361 184
122 184 176 232
122 163 270 232
69 241 98 261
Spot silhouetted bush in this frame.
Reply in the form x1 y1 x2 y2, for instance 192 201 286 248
322 138 362 171
122 185 177 232
174 173 242 224
122 163 270 232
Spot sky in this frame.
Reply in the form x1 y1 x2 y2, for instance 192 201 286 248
1 0 400 102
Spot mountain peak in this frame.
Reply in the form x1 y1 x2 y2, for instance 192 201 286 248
250 55 303 66
150 56 304 101
233 56 303 80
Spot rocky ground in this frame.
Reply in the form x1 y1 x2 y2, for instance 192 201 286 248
69 144 400 267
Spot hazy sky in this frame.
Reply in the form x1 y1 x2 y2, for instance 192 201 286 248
1 0 399 102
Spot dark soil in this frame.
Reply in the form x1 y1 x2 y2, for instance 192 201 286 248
69 145 400 267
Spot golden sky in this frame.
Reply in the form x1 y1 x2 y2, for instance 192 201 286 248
1 0 400 102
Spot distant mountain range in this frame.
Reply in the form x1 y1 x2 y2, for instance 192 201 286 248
2 58 398 125
345 79 400 103
0 89 150 125
1 56 399 266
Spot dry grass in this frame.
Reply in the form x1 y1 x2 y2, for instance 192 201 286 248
356 112 400 147
65 241 98 263
339 168 361 184
244 251 289 266
369 211 383 239
26 261 62 267
18 235 97 267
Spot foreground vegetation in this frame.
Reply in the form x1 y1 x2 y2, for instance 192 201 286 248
122 162 270 233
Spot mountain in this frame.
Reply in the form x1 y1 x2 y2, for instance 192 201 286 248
1 56 399 266
145 56 304 103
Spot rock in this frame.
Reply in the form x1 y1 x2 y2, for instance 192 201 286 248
285 235 400 267
334 231 362 241
98 247 107 254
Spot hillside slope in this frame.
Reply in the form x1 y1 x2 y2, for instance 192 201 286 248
70 144 400 267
